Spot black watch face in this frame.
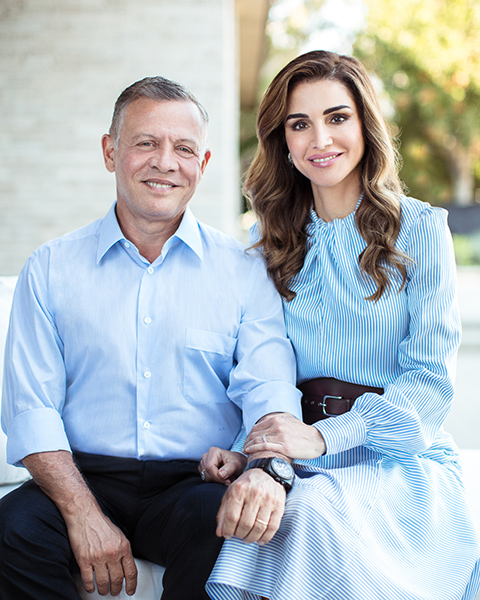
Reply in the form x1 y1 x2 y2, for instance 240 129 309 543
271 457 294 479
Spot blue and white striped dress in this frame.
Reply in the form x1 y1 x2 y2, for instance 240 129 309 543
207 196 480 600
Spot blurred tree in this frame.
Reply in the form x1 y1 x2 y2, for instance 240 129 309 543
354 0 480 206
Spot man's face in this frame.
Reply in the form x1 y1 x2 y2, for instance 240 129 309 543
102 97 210 231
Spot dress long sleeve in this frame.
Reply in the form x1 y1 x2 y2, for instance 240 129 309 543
284 198 461 459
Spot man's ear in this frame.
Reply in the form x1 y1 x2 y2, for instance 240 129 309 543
102 134 116 173
200 149 211 175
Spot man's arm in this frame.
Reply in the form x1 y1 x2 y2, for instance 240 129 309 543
209 255 302 545
23 450 138 597
203 413 295 545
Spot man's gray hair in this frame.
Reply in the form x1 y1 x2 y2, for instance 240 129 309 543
109 76 209 142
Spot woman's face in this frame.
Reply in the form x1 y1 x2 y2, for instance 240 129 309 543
284 78 365 204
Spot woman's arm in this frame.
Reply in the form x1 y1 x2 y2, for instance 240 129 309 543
316 207 461 458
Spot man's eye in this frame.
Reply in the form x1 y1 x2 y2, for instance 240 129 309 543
178 146 193 154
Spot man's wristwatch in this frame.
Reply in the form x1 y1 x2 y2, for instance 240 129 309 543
245 457 295 492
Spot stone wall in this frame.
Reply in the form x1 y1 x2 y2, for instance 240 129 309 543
0 0 239 275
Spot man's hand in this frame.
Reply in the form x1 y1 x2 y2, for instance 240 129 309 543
64 502 137 596
215 468 286 545
23 450 138 596
199 447 247 485
243 412 326 459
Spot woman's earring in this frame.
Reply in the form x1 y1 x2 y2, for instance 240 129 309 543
287 152 294 167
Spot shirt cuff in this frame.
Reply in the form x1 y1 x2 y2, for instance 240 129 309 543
230 426 247 454
242 382 302 434
314 409 367 456
6 408 71 466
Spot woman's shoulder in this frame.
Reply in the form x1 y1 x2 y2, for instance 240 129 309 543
397 195 449 248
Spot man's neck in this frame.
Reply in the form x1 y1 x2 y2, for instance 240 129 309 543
116 209 184 263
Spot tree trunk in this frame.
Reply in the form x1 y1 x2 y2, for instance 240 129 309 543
445 142 474 206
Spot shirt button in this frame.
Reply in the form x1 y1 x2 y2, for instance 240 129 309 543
143 421 151 429
144 316 152 324
123 241 130 248
147 266 154 274
144 370 151 379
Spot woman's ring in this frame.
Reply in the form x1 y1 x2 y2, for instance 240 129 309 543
256 517 269 526
201 469 206 482
262 434 268 444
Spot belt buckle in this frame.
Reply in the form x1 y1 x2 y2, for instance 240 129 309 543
321 395 343 417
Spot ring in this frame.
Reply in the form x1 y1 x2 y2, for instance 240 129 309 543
255 517 269 526
201 469 206 482
262 434 268 444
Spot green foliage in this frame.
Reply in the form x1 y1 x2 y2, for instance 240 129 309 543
452 233 480 265
354 0 480 205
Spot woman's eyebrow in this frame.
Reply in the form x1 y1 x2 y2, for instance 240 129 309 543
286 105 352 121
285 112 309 121
323 104 351 115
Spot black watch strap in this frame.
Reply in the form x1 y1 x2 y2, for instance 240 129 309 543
245 457 294 491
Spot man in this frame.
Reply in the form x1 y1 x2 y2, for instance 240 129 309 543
0 77 301 600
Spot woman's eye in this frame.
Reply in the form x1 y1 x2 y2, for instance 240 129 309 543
330 114 348 124
291 121 308 131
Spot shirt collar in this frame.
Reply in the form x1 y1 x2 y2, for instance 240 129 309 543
170 207 203 260
96 203 203 263
97 203 125 263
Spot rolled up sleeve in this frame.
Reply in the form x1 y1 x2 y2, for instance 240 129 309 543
2 253 70 466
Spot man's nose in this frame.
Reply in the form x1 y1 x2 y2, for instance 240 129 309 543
148 146 178 171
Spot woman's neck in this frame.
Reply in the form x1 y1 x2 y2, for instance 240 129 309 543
312 181 363 222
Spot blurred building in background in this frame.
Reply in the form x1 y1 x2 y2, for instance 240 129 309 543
0 0 269 275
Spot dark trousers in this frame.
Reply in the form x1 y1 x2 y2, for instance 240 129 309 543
0 452 226 600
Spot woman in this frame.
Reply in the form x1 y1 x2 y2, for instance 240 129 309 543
204 51 480 600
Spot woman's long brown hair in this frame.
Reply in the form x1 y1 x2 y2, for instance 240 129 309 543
245 50 409 301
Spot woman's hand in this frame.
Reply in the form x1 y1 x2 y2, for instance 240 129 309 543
199 447 248 486
243 413 326 460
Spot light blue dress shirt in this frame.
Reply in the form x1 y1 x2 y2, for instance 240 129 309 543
2 203 301 466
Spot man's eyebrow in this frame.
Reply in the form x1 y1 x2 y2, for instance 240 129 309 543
285 105 352 121
175 138 200 147
131 133 200 147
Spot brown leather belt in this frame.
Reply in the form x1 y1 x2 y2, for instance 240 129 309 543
298 377 384 425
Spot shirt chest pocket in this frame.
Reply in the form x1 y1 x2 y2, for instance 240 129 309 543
184 328 237 405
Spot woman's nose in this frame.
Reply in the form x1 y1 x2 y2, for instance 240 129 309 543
312 124 333 150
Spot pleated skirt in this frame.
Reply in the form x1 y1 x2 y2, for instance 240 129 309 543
206 447 480 600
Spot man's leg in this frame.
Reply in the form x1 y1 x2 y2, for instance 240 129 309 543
0 480 82 600
0 453 141 600
132 460 227 600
